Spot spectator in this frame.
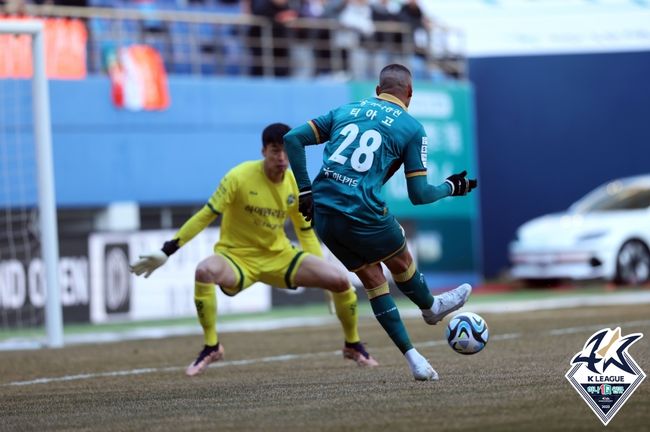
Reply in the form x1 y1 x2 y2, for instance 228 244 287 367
398 0 432 79
370 0 403 76
3 0 27 14
299 0 324 18
293 0 331 77
398 0 431 59
246 0 298 77
333 0 374 79
371 0 400 41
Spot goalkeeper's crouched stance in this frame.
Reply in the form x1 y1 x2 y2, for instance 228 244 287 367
129 123 377 376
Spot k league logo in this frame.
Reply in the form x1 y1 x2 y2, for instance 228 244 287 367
565 328 645 426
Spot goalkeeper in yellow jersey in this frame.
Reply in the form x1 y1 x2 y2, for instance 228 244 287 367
130 123 378 376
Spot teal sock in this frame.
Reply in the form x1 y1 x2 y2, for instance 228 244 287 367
395 270 434 310
370 294 413 354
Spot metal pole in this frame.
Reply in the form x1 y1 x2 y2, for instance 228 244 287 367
32 22 64 348
260 21 274 77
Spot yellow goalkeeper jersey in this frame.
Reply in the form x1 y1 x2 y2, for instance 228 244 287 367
174 160 321 257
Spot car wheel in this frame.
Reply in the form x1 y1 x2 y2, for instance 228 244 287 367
614 239 650 285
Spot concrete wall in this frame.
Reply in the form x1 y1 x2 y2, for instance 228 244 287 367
47 77 347 206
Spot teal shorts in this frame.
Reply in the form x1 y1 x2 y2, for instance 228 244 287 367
314 209 406 272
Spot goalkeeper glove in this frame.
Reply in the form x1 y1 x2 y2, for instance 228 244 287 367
130 251 167 278
445 170 478 196
298 186 314 222
129 239 179 278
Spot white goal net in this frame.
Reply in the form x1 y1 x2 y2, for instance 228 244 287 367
0 20 62 347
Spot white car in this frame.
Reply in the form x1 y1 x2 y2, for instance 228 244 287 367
509 175 650 285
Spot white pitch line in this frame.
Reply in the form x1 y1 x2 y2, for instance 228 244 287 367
7 367 182 386
0 316 340 351
3 291 650 352
5 353 340 387
5 322 647 387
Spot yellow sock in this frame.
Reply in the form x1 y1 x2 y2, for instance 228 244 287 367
331 287 360 343
194 281 218 346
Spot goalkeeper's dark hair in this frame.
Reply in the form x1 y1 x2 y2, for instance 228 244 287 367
262 123 291 147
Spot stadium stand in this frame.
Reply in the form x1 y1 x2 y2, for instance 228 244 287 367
1 0 466 79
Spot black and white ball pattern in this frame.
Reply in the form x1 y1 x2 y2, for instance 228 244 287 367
446 312 489 355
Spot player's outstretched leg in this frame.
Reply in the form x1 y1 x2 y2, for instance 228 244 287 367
358 263 436 381
421 283 472 325
186 280 224 376
366 281 436 379
331 287 379 367
294 255 380 367
366 282 436 380
385 248 472 325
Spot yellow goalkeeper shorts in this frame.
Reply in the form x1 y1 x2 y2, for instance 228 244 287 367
214 245 309 296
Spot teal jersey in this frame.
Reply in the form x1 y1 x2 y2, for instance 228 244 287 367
308 93 428 223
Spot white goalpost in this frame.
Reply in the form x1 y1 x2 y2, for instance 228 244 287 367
0 20 63 347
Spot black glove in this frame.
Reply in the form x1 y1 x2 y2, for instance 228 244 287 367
445 170 478 196
298 186 314 222
161 238 180 256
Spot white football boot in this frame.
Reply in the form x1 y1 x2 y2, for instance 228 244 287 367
405 348 439 381
422 283 472 325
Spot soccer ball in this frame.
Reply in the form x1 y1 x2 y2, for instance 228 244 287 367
445 312 489 355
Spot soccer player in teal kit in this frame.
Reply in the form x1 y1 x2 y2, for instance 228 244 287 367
284 64 478 381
